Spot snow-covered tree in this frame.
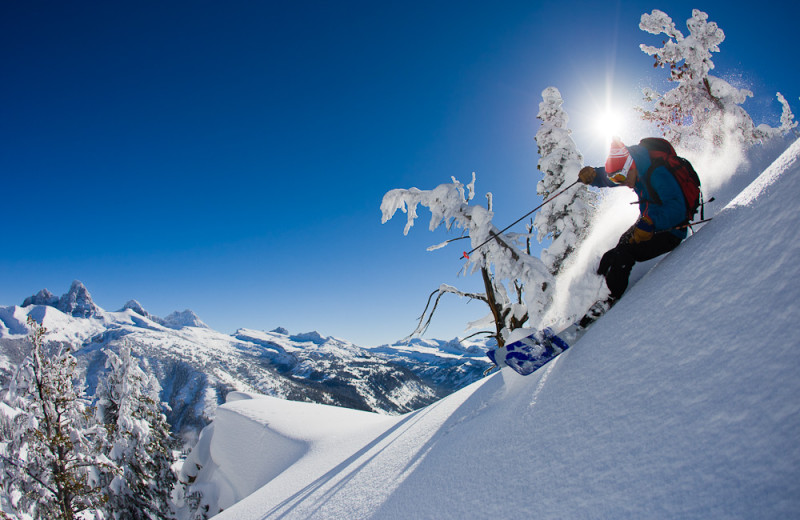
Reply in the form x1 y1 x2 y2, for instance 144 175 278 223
534 87 597 275
636 8 796 150
173 462 210 520
381 173 553 347
0 317 111 520
95 344 176 520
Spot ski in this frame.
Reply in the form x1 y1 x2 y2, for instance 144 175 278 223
485 296 615 376
486 328 570 376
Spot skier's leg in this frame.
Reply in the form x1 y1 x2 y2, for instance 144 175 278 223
579 231 683 329
629 233 682 262
598 244 635 299
598 232 682 299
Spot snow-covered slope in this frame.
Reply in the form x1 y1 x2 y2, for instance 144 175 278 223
185 138 800 519
0 288 493 442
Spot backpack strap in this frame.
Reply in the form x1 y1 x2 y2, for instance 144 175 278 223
643 160 664 206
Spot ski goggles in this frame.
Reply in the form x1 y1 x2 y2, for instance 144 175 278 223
607 154 634 184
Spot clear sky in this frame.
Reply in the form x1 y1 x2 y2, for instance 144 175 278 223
2 0 797 346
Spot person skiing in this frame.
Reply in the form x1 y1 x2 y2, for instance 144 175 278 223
578 137 689 321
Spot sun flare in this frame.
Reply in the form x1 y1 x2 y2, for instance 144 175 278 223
595 110 624 141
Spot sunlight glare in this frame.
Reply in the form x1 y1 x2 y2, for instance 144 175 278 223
595 110 624 142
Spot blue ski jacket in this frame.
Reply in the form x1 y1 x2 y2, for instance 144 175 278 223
590 144 688 240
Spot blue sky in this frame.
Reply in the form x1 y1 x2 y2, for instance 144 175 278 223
2 0 797 345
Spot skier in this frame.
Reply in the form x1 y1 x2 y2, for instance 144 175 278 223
578 138 689 324
487 136 700 376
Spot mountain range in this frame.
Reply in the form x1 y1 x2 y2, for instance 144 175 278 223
0 281 492 444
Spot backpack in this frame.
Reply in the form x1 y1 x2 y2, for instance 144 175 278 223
638 137 702 223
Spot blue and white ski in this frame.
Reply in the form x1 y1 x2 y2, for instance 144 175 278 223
486 327 570 376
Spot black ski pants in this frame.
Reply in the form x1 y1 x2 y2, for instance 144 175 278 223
597 227 682 299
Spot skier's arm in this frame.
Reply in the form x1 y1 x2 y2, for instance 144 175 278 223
579 166 622 188
592 167 620 188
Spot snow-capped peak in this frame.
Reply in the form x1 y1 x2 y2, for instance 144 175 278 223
161 309 208 330
290 331 327 344
21 288 58 307
121 299 150 317
57 280 100 318
18 282 208 330
23 280 100 318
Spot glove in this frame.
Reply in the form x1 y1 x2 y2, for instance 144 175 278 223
578 166 596 185
630 216 655 243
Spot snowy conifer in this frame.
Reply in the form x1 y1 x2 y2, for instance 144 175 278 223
637 9 796 150
533 87 597 275
0 317 111 519
381 173 553 346
95 344 176 520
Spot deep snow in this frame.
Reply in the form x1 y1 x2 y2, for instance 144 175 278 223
182 137 800 519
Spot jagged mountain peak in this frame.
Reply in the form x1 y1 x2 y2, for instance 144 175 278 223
22 288 58 307
18 281 212 331
57 280 99 318
22 280 100 318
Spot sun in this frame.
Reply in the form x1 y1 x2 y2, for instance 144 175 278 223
595 109 625 142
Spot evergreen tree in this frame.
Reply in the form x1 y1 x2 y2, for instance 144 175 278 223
0 317 110 519
637 8 796 150
533 86 597 275
95 343 176 520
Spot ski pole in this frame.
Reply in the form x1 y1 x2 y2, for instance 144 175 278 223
673 217 713 230
462 180 580 259
655 217 713 234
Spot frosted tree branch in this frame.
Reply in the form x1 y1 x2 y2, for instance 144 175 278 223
636 8 796 149
381 173 554 345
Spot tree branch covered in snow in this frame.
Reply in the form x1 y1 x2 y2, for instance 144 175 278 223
637 9 796 150
381 174 553 346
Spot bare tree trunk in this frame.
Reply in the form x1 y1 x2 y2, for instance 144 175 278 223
481 267 506 347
